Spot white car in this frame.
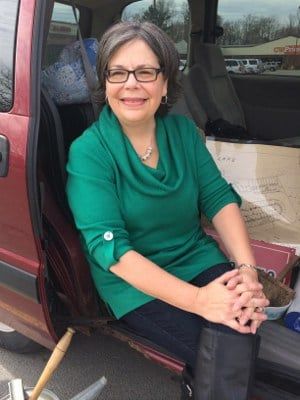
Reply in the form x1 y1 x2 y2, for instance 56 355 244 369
241 59 264 74
225 59 246 74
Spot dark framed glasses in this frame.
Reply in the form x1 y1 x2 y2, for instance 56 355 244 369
105 67 163 83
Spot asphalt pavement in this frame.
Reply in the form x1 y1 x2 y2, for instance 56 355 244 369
0 329 181 400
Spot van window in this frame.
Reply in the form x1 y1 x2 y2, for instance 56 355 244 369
217 0 300 76
0 0 19 112
122 0 190 67
44 2 79 67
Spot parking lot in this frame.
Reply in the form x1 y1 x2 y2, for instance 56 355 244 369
0 329 180 400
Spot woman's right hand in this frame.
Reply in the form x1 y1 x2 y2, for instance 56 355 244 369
192 269 255 333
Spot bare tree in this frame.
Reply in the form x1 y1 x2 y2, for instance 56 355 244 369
277 10 300 38
218 14 280 45
122 1 190 48
140 0 173 33
168 2 190 43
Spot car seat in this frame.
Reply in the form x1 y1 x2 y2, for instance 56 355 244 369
171 72 208 133
189 43 247 134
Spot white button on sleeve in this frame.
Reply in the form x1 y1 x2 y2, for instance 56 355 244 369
103 231 114 241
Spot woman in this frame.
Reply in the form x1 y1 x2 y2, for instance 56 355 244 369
66 21 269 399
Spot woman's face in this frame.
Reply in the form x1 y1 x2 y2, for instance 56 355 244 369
105 39 168 130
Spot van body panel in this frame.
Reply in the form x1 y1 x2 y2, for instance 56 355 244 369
0 0 56 349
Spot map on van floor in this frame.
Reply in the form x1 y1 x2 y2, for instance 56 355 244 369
207 139 300 254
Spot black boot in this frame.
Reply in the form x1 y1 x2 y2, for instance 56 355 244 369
193 327 259 400
180 365 194 399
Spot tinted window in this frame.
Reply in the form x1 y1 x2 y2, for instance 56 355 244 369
122 0 190 66
0 0 19 112
44 2 78 67
217 0 300 76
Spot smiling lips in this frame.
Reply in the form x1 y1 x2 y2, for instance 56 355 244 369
121 97 147 106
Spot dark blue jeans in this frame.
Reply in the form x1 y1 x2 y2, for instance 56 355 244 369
121 263 240 370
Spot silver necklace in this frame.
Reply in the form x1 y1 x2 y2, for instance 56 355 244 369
139 145 153 162
139 137 154 162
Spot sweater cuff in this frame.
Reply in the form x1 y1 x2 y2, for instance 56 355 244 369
205 184 242 221
93 230 133 270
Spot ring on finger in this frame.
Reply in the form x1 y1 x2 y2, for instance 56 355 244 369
255 306 265 313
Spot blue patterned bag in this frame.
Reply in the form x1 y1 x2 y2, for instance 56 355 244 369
42 38 99 105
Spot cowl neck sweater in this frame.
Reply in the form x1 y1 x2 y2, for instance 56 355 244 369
95 105 185 194
66 106 241 318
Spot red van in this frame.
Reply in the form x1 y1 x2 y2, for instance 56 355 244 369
0 0 300 396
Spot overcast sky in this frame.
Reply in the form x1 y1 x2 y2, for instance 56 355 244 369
123 0 300 23
51 1 300 24
1 0 300 65
219 0 300 23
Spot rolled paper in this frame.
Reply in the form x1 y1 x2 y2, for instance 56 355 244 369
284 272 300 333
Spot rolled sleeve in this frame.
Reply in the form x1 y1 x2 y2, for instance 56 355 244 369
92 230 132 271
66 132 133 271
201 182 241 220
193 128 241 221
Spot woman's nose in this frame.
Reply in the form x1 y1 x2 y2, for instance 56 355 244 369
124 71 139 87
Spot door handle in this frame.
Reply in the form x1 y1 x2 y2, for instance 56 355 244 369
0 135 9 177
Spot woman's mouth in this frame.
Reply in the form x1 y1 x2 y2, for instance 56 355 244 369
121 97 147 106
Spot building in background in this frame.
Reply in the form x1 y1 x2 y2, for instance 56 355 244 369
222 36 300 68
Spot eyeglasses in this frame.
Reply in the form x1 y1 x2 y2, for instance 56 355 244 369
105 67 163 83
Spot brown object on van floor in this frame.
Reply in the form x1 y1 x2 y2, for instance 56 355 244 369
257 269 295 307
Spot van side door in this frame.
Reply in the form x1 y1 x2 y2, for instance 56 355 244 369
0 0 56 349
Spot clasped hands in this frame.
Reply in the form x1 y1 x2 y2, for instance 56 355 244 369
195 268 269 334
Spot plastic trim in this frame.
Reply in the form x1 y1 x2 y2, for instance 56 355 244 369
0 260 39 303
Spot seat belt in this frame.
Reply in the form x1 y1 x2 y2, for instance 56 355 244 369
71 1 99 120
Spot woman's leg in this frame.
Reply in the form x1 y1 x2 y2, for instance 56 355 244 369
121 263 234 369
121 262 259 399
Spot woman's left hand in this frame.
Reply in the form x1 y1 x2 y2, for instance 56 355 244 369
227 268 269 309
227 268 269 333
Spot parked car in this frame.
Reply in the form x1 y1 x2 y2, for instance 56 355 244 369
1 1 300 397
241 59 265 74
225 58 246 74
264 61 278 71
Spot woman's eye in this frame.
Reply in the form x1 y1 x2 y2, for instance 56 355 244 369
138 69 153 76
110 70 126 77
136 69 155 80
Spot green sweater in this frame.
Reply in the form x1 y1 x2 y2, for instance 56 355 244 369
66 106 241 319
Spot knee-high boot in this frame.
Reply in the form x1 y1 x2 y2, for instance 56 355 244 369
193 327 259 400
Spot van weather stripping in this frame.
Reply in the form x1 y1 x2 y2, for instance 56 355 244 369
0 260 39 303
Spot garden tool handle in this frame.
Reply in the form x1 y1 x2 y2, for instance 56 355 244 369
29 328 75 400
